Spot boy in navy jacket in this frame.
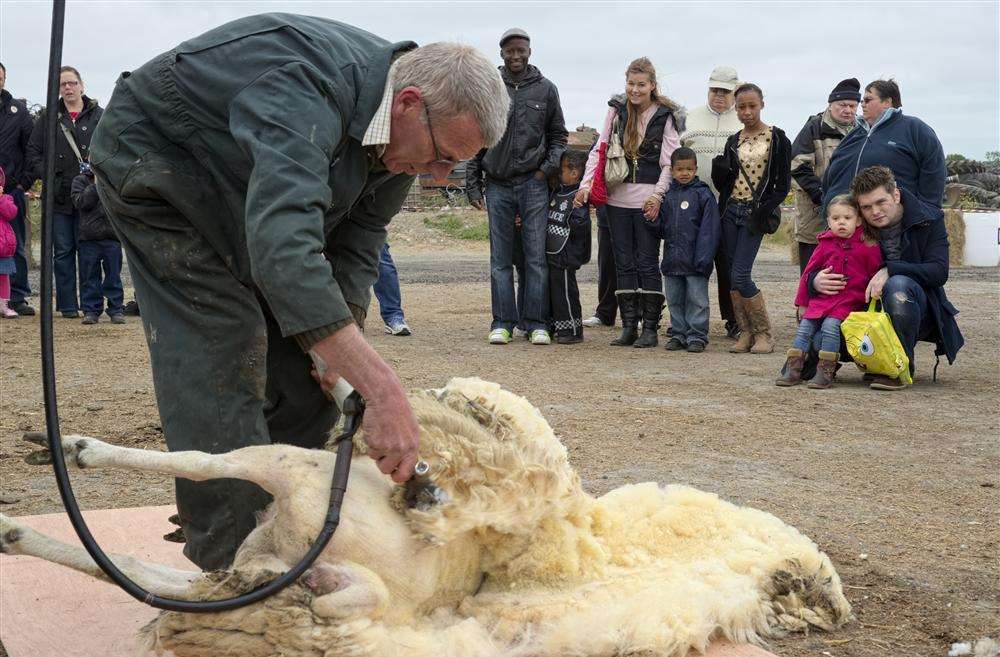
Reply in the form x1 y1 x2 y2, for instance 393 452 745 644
547 150 591 344
647 147 721 352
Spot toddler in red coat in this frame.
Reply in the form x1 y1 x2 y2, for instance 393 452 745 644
776 194 883 388
0 166 21 318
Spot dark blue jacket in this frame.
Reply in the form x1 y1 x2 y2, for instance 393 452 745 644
821 110 946 213
648 176 720 277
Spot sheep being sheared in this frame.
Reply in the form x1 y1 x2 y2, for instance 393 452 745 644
0 377 852 657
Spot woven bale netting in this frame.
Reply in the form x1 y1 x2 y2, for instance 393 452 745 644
944 209 965 266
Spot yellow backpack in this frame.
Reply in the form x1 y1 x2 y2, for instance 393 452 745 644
841 299 913 385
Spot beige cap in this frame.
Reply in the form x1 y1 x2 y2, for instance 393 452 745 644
708 66 739 91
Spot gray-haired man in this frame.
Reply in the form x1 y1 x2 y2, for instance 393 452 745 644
91 14 508 570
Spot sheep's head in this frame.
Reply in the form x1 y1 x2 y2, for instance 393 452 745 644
390 378 589 545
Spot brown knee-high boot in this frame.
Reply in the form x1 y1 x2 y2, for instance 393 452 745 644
745 291 774 354
728 291 753 353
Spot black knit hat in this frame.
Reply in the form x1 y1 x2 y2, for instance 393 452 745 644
829 78 861 103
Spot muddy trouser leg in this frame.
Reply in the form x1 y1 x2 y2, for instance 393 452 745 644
880 275 930 375
91 93 337 570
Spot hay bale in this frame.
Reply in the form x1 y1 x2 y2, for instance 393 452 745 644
943 209 965 266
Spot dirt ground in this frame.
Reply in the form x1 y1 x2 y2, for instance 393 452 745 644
1 210 997 657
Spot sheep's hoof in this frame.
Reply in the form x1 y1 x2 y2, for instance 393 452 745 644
0 514 24 554
22 433 90 468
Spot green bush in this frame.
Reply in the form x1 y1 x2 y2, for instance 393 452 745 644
423 212 489 241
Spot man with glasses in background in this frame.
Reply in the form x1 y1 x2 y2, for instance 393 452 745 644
821 78 946 212
465 28 568 346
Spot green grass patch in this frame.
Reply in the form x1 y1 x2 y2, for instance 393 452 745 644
423 212 489 241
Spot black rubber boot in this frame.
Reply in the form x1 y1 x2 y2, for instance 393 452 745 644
633 293 664 348
610 293 639 346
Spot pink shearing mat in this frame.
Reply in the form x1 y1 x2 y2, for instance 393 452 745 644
0 506 777 657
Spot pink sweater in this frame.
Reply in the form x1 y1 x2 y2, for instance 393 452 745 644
0 193 18 259
581 104 680 209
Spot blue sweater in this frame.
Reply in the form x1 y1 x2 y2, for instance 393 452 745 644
648 177 721 277
821 109 946 214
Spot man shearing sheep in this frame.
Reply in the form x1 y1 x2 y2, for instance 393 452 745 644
90 13 509 570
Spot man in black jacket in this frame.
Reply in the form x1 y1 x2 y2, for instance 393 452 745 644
26 66 103 318
466 28 568 346
0 63 36 315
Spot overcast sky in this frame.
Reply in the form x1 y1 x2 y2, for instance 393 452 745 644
2 1 998 158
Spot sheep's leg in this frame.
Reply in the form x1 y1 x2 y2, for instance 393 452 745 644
305 561 389 620
0 513 199 597
23 433 328 500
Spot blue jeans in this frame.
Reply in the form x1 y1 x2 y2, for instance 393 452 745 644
486 177 549 332
606 205 661 292
792 316 842 353
53 210 80 312
881 275 933 372
373 242 404 325
664 275 710 345
8 188 31 304
721 203 764 298
78 239 124 316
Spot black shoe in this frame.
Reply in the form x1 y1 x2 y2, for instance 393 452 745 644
62 310 80 319
81 313 99 325
724 320 741 340
664 337 686 351
556 334 583 345
109 314 126 325
686 341 706 353
10 301 35 316
122 300 140 316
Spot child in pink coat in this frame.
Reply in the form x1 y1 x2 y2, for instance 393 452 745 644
0 166 21 318
776 194 883 388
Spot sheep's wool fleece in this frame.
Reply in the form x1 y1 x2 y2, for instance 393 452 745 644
143 378 851 657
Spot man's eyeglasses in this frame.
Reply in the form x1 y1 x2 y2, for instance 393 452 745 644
422 101 459 168
60 80 80 88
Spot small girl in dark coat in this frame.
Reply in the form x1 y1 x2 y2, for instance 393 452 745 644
547 150 591 344
646 148 721 352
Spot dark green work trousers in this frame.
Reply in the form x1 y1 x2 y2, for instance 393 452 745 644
92 82 339 571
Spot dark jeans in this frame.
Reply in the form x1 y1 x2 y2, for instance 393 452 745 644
792 316 841 353
8 187 31 304
92 86 339 570
798 241 818 275
664 274 710 345
606 204 661 293
486 177 549 332
549 265 582 338
373 242 404 325
78 239 124 316
53 210 80 313
512 224 526 331
714 243 734 323
594 207 618 324
721 203 764 298
882 275 934 373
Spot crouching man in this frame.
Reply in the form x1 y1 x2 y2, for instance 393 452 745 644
811 166 964 390
90 13 508 570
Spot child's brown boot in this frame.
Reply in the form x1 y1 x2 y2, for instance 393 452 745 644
775 348 806 386
807 350 839 389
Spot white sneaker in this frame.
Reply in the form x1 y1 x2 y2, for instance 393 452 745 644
489 328 511 345
384 321 411 336
582 316 609 328
529 329 551 345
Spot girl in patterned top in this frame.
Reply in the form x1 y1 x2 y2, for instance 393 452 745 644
711 83 792 356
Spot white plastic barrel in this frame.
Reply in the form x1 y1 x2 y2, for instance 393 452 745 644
963 211 1000 267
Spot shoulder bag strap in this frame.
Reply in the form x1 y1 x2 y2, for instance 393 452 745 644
59 120 85 164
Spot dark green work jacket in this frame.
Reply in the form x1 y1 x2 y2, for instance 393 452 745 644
98 13 417 345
